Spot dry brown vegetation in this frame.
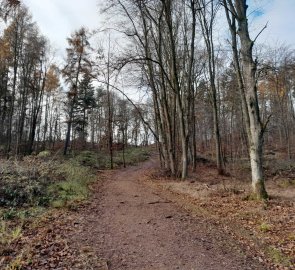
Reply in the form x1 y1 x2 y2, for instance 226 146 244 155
143 155 295 269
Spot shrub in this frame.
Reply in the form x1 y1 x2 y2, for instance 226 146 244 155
37 150 51 158
72 147 151 170
266 246 292 266
75 151 99 167
0 221 22 246
0 163 50 207
115 147 150 166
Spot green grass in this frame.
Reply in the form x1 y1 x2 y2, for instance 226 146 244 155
0 148 151 269
74 150 100 167
115 147 150 166
48 147 151 208
47 159 96 208
5 255 24 270
37 150 51 158
266 246 293 267
259 222 272 232
0 221 22 246
46 147 151 208
0 207 46 222
277 179 295 188
73 147 151 169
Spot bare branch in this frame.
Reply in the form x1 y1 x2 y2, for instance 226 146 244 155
91 74 160 143
253 22 268 44
261 113 272 134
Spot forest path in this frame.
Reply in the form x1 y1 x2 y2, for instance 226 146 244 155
70 157 265 270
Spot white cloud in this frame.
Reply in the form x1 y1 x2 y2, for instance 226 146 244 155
22 0 102 57
251 0 295 47
21 0 295 59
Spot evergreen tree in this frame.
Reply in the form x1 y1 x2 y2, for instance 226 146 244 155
73 74 96 142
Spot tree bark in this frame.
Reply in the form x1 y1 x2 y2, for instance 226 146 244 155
223 0 268 199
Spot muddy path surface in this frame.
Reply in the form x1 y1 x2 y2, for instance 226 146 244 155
70 158 266 270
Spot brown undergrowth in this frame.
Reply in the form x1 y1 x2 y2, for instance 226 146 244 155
0 208 108 270
142 162 295 270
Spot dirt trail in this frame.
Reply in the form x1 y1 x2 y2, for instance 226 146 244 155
71 158 265 270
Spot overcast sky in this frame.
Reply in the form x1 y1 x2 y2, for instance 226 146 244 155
22 0 103 58
22 0 295 58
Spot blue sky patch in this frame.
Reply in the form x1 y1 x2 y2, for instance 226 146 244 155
252 10 264 17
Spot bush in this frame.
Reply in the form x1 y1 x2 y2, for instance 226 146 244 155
0 147 150 210
37 150 51 158
115 147 150 166
259 222 272 232
0 161 50 207
75 151 99 167
0 154 98 211
72 147 151 170
266 246 292 266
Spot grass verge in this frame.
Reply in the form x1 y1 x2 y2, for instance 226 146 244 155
0 147 151 269
48 159 96 209
73 147 151 169
0 154 97 269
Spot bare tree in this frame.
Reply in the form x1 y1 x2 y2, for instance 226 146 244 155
196 0 225 174
223 0 268 199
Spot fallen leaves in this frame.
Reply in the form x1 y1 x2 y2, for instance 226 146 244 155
144 164 295 269
0 209 104 270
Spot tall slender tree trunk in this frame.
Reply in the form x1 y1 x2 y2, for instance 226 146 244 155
212 93 224 174
64 104 74 155
239 12 267 199
106 34 113 169
42 93 49 150
164 0 189 179
6 39 19 156
223 0 268 199
197 0 224 174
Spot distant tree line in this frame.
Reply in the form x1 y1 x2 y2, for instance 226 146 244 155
0 2 151 161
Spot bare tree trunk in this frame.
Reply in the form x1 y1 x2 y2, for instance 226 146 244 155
223 0 268 199
197 0 224 174
6 32 19 156
106 34 113 169
163 0 189 179
122 128 126 168
64 104 74 155
28 63 46 155
42 93 49 150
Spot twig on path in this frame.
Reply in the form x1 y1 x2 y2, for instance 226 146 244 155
148 200 172 205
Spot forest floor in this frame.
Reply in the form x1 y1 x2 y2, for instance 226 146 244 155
143 159 295 270
1 153 294 269
68 157 265 270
